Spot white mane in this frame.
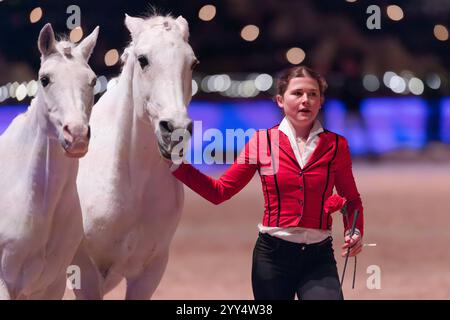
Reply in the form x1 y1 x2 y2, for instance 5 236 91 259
120 14 185 64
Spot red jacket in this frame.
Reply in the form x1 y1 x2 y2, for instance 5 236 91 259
172 126 364 236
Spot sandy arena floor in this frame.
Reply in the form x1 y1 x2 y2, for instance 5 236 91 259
64 162 450 299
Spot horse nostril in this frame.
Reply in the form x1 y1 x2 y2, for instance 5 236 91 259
63 124 71 136
63 125 73 143
87 125 91 140
159 120 175 134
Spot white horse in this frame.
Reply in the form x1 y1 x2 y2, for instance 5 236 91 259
73 14 196 299
0 24 99 299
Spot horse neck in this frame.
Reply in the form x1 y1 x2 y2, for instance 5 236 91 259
19 95 78 206
109 57 167 174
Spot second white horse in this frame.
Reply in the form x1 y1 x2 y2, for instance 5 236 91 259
0 24 99 299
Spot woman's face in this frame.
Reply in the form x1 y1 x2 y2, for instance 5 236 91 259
276 77 322 128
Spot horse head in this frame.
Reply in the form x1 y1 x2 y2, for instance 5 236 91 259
124 14 197 159
37 23 99 158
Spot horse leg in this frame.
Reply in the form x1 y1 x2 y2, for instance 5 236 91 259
32 273 66 300
103 270 124 296
71 241 104 300
125 251 169 300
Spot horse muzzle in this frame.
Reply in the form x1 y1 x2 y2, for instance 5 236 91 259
156 119 192 160
61 124 91 158
63 139 89 158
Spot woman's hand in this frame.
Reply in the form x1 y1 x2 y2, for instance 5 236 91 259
341 230 362 257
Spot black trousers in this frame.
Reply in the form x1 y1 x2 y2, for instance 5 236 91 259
252 232 344 300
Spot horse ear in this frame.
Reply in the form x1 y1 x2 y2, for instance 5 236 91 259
76 26 99 62
175 16 189 42
38 23 57 57
125 14 144 38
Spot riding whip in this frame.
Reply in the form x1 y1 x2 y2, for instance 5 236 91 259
340 209 359 289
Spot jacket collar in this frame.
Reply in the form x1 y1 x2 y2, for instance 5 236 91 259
272 119 334 170
278 117 324 144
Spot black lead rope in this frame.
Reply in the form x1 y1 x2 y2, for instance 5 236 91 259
266 130 281 227
340 209 359 289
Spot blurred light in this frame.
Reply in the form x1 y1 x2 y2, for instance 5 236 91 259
2 84 10 101
408 77 424 95
362 74 379 92
104 49 119 66
254 74 273 91
9 82 19 99
426 74 441 89
286 47 305 65
192 79 198 96
16 83 27 101
207 76 215 91
29 7 43 24
213 74 231 92
238 80 259 98
201 76 211 93
0 86 6 102
241 25 259 42
387 5 404 21
70 26 83 43
198 5 216 21
399 73 412 95
4 86 10 100
383 71 396 87
27 80 38 97
224 81 240 97
389 76 406 93
206 74 231 92
98 75 108 93
434 24 449 41
345 0 358 2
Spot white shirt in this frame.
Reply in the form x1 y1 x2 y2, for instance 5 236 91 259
257 117 332 244
279 116 324 170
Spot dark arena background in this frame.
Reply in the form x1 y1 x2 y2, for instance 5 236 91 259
1 0 449 300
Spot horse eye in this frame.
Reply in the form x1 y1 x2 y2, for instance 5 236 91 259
191 59 199 70
40 76 50 88
90 77 97 87
138 55 149 69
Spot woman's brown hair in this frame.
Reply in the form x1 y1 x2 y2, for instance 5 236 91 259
275 66 328 102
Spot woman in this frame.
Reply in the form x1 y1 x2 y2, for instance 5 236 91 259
167 66 364 300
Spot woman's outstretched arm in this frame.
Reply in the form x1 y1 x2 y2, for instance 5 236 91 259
172 133 260 205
